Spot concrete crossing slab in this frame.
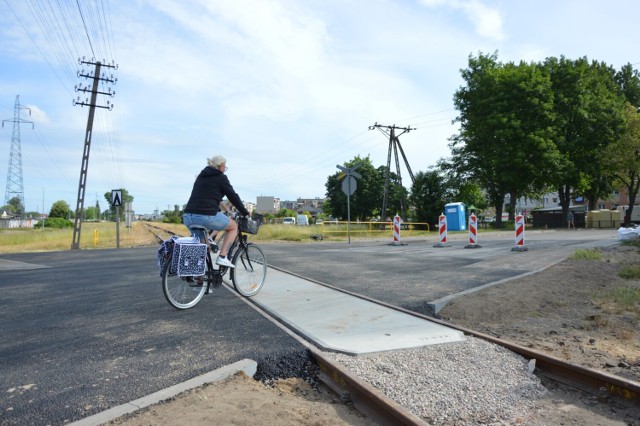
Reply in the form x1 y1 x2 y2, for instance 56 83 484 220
251 268 465 355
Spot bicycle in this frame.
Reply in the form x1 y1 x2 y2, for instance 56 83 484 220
160 214 267 310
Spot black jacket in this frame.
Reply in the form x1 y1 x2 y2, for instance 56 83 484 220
184 166 249 216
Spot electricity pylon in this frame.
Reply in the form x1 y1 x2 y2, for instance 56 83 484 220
368 123 416 221
2 95 34 216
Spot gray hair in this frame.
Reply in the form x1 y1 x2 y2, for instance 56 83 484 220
207 155 226 168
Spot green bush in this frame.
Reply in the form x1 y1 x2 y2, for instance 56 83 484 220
43 217 74 229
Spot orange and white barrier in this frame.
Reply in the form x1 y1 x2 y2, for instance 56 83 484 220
434 214 450 247
465 213 481 248
511 214 528 252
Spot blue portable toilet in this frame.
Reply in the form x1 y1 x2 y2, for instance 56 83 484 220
444 202 466 231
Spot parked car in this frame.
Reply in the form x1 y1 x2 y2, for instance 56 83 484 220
282 217 296 225
315 219 324 225
296 214 309 226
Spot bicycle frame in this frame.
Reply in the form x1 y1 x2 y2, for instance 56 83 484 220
189 219 254 292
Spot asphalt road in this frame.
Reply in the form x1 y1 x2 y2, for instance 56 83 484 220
259 228 620 314
0 248 307 426
0 228 619 425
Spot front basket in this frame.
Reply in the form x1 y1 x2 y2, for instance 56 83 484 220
238 215 262 234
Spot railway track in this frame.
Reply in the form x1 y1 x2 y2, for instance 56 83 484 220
142 222 179 243
310 321 640 425
245 269 640 425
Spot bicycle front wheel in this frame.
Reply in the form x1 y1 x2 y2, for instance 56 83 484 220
162 261 207 309
231 243 267 297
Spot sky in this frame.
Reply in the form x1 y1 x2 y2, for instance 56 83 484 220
0 0 639 216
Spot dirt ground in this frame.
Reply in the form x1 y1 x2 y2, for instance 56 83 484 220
111 243 640 426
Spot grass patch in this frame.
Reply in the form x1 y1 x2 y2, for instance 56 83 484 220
254 225 327 242
0 222 166 253
621 239 640 248
592 285 640 316
0 221 436 252
619 265 640 280
569 248 602 260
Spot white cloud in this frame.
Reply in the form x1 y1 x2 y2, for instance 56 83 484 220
25 105 50 125
419 0 506 41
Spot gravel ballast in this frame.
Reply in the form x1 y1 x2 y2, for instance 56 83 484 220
324 336 548 425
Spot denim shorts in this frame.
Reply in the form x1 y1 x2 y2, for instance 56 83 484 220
183 212 230 235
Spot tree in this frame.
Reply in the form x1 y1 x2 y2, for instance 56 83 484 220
615 63 640 107
103 189 134 221
454 181 488 213
325 156 384 220
543 56 625 223
49 200 71 219
277 208 297 218
409 169 448 228
1 204 16 215
162 204 182 224
84 206 99 221
6 196 24 216
451 52 559 227
604 102 640 225
379 166 409 220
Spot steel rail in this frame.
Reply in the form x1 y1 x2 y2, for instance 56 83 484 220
268 265 640 407
310 347 427 425
433 320 640 405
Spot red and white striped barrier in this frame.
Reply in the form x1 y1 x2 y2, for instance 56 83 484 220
511 214 528 252
434 214 450 247
392 215 401 245
465 213 481 248
388 215 406 246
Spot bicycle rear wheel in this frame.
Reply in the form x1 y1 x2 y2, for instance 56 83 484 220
231 243 267 297
162 258 207 309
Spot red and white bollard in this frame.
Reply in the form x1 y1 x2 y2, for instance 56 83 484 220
465 213 481 248
511 214 528 252
434 214 450 247
389 215 406 246
391 215 402 246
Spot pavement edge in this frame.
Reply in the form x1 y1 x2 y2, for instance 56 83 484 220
68 358 258 426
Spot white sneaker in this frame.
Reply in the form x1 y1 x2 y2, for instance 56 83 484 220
215 256 235 268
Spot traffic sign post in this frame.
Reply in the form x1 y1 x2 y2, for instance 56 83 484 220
111 190 122 249
337 165 361 244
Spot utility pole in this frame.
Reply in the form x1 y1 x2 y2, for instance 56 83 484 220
368 123 416 222
71 57 117 250
2 95 34 216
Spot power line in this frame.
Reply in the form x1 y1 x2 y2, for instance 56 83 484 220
75 0 95 58
6 0 124 214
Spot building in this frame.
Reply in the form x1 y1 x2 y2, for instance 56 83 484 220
256 196 326 217
256 196 280 214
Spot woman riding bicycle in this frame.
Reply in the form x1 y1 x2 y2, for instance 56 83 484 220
183 155 250 268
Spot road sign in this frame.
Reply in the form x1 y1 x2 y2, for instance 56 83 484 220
341 176 357 196
111 190 122 207
337 164 361 179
